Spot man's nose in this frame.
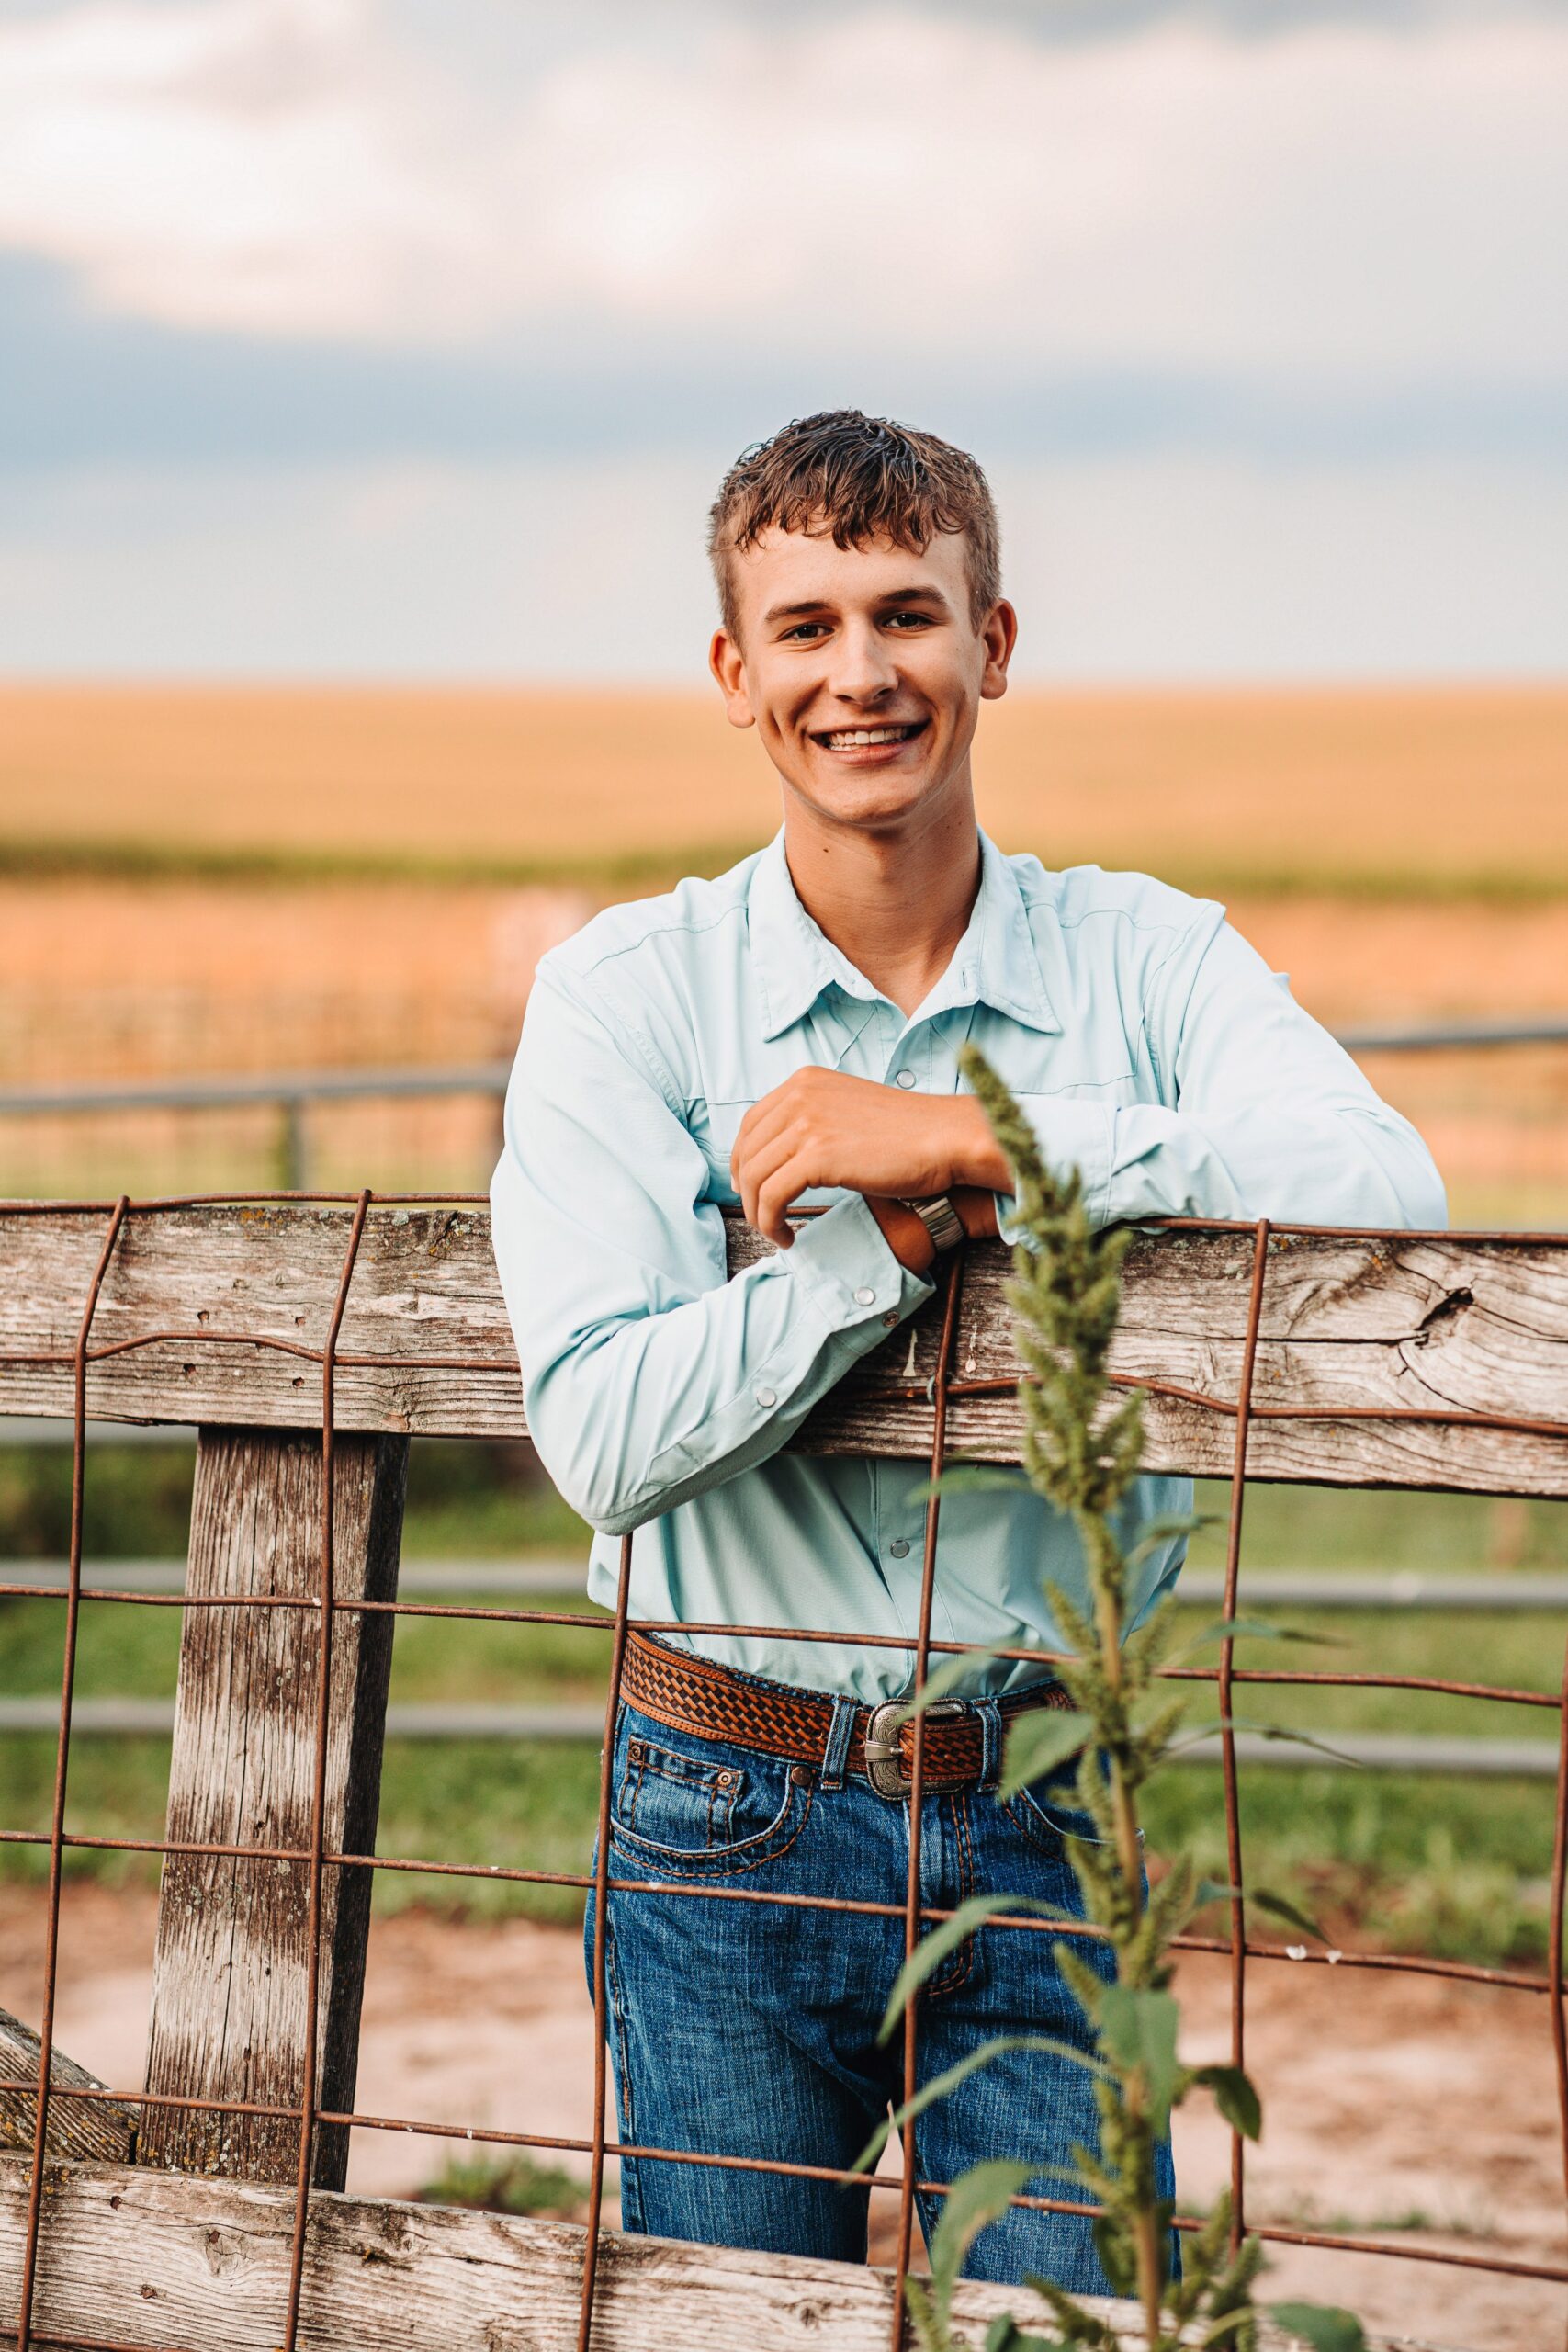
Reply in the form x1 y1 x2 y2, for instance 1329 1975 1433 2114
827 621 897 706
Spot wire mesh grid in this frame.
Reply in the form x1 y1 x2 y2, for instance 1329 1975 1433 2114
1 1188 1566 2352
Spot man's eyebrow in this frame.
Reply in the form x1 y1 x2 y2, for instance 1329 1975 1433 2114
761 584 952 626
763 597 836 625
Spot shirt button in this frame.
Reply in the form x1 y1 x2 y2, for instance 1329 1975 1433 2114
754 1386 777 1408
882 1309 899 1328
894 1069 916 1089
889 1538 911 1559
853 1286 876 1306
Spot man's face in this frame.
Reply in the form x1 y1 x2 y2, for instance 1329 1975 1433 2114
709 526 1015 832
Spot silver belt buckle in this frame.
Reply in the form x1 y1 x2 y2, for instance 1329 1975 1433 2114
862 1699 964 1800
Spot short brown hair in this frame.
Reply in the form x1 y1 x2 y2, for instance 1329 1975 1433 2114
707 409 1001 639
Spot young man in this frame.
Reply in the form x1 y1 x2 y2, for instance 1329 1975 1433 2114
491 411 1444 2289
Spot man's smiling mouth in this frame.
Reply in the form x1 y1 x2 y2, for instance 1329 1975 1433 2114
812 720 928 751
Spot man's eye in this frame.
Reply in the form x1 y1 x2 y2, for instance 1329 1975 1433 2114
781 622 828 641
886 611 933 630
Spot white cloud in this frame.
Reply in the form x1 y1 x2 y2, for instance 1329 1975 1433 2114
0 0 1563 382
0 0 488 337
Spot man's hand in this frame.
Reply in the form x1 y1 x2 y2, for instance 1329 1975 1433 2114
730 1069 1010 1253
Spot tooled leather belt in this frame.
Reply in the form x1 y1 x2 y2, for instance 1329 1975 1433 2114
619 1630 1075 1800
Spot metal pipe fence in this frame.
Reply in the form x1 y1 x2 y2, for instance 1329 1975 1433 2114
0 1193 1565 2352
5 1552 1568 1609
2 1011 1563 1190
2 1556 1562 1773
0 1695 1553 1779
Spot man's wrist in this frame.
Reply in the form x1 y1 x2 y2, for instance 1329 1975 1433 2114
865 1185 998 1274
951 1185 999 1242
864 1195 938 1276
943 1096 1011 1193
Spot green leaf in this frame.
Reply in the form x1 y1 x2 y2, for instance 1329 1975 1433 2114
984 2319 1057 2352
1268 2302 1367 2352
1188 1714 1369 1770
1174 1615 1340 1655
1090 2211 1136 2299
1194 2312 1258 2347
852 2035 1109 2173
894 1647 1002 1717
1095 1984 1180 2134
878 1893 1072 2044
927 2160 1032 2311
1123 1511 1213 1570
900 2278 943 2352
1251 1886 1330 1945
1194 1877 1243 1906
1252 1723 1366 1769
1194 2063 1261 2141
911 1464 1034 1502
997 1708 1093 1799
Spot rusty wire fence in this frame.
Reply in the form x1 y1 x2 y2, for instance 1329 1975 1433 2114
1 1189 1567 2352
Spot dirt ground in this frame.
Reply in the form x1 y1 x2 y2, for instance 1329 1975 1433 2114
2 1885 1562 2352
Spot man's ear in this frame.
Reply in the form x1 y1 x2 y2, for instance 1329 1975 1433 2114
979 599 1019 702
709 628 756 730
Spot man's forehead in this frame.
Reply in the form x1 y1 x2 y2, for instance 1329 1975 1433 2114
734 524 968 610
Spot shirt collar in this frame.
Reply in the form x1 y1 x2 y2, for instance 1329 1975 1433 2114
748 828 1059 1042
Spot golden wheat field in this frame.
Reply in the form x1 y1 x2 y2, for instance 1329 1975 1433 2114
2 683 1564 1219
3 682 1565 895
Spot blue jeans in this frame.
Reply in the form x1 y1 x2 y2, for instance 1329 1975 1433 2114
585 1685 1177 2293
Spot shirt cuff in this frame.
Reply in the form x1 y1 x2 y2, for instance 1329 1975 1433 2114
783 1192 934 1329
994 1096 1117 1240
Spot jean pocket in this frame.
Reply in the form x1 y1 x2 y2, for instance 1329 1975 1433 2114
611 1729 806 1875
615 1734 741 1852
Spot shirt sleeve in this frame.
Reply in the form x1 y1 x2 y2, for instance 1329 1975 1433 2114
1000 913 1447 1235
490 958 934 1536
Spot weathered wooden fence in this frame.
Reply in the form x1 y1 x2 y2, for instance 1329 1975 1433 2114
1 1198 1565 2352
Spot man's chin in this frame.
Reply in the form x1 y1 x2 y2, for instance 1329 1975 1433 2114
784 759 952 831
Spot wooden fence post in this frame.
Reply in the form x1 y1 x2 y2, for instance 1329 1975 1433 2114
138 1425 407 2188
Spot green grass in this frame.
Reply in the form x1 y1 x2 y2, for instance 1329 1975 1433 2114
1184 1480 1568 1575
0 1433 590 1565
1 1445 1563 1960
414 2151 595 2217
0 831 765 897
5 830 1568 906
0 1715 605 1927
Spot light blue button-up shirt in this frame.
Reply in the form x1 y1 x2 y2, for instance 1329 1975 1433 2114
491 832 1445 1702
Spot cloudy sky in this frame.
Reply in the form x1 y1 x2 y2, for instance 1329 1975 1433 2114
1 0 1564 681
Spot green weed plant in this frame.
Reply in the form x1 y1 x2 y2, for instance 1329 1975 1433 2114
860 1046 1364 2352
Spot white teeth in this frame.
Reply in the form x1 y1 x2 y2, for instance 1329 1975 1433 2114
825 725 915 748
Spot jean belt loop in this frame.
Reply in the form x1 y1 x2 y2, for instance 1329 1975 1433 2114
975 1694 1005 1793
820 1693 857 1792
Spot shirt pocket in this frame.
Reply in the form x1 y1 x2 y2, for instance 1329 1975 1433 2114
686 1100 749 1203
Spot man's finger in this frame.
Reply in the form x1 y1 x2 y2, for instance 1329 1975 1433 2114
754 1152 815 1248
733 1067 859 1175
739 1128 807 1237
730 1093 795 1195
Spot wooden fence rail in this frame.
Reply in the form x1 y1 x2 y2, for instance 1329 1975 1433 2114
1 1204 1565 1492
1 1201 1565 2352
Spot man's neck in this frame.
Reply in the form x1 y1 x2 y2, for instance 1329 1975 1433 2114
781 788 982 1020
